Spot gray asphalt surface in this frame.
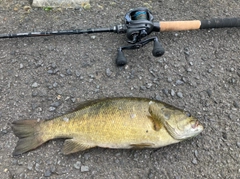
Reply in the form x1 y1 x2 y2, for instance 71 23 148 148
0 0 239 178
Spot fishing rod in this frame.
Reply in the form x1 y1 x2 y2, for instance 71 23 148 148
1 7 240 66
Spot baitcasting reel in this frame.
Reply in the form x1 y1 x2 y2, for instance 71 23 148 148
116 8 165 66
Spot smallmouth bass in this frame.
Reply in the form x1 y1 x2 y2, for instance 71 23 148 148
12 97 203 155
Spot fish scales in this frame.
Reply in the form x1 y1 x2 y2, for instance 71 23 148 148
42 99 164 145
11 97 203 155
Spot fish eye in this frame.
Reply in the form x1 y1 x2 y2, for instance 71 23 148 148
185 111 191 117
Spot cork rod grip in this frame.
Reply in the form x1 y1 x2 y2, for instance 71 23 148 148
160 20 201 32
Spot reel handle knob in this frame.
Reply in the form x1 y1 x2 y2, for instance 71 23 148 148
152 39 165 57
116 49 127 66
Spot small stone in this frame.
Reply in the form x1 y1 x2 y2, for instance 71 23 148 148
32 91 38 97
110 2 116 5
60 74 65 77
27 162 34 170
81 166 89 172
115 159 120 163
66 69 72 75
177 92 183 98
233 101 239 108
48 85 53 89
115 152 121 157
32 82 39 88
52 82 58 88
91 74 96 79
65 96 70 101
186 68 192 72
47 70 53 74
184 47 190 56
206 89 212 97
170 89 175 96
176 80 184 85
155 94 161 101
229 78 236 84
74 161 81 170
83 3 91 10
90 36 96 40
84 153 90 160
97 4 103 9
54 69 59 73
148 169 154 179
140 86 146 91
146 83 152 89
23 6 31 12
44 169 52 177
49 107 56 112
182 77 187 82
71 98 76 103
228 114 233 120
51 63 57 68
32 103 39 110
167 77 172 82
192 158 198 165
222 132 227 140
76 71 81 77
50 101 61 107
162 89 169 96
194 150 198 158
105 68 112 77
18 160 24 165
35 163 41 172
50 165 56 173
237 142 240 148
19 63 23 69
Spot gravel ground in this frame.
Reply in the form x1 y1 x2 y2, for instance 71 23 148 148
0 0 239 178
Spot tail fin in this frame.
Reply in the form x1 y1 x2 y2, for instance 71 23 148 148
11 120 46 156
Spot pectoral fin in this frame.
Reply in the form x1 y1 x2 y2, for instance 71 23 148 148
62 139 95 155
148 102 182 140
148 102 165 131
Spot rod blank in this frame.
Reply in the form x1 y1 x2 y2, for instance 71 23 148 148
0 28 114 39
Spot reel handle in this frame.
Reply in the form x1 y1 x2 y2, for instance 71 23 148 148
116 49 127 66
152 38 165 57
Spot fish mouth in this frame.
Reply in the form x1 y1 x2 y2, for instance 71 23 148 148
192 121 199 129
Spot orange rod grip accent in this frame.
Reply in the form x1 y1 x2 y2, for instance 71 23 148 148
160 20 201 32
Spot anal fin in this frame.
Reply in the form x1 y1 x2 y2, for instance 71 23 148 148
62 139 95 155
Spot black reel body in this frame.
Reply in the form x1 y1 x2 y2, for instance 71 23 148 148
116 7 164 66
125 7 157 43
